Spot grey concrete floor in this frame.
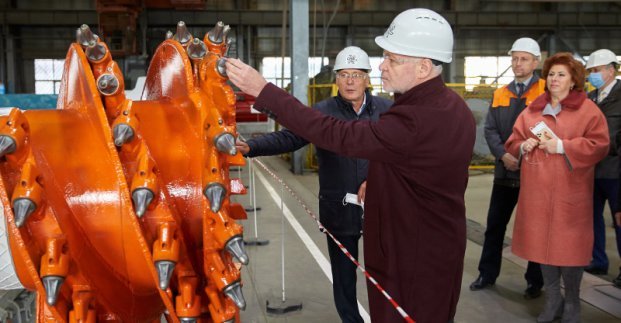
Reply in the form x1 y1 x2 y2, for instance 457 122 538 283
233 155 621 323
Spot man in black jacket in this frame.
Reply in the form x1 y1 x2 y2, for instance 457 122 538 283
236 46 392 323
470 37 544 298
585 49 621 286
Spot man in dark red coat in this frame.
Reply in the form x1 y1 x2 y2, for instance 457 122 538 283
226 8 475 323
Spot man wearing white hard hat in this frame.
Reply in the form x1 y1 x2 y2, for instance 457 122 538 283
584 49 621 288
236 46 392 323
470 37 545 299
225 8 475 323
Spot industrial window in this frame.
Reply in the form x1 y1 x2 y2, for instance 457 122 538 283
368 57 383 94
464 56 514 90
261 57 290 88
262 57 329 89
261 56 383 94
34 59 64 94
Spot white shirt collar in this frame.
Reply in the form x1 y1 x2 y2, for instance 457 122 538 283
516 75 533 88
599 79 617 102
356 93 368 116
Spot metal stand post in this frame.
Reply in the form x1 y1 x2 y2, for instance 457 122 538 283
243 158 269 246
266 182 302 314
244 158 262 212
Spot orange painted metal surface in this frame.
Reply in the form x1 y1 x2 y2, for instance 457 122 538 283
0 21 247 322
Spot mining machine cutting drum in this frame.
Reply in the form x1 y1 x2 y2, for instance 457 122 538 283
0 21 249 322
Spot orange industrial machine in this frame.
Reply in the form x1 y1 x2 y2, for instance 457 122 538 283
0 21 249 322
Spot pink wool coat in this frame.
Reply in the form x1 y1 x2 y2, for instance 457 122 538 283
505 90 609 266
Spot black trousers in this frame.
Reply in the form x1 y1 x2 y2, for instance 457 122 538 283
327 234 363 323
477 183 543 287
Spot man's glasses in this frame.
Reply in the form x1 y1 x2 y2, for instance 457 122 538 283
335 72 368 80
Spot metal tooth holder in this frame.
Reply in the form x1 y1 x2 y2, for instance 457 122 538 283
96 74 120 96
203 182 226 213
131 188 154 217
42 276 64 306
86 43 107 62
112 123 135 147
174 21 192 44
223 281 246 310
225 235 249 265
216 58 227 77
224 38 233 57
154 260 175 290
208 21 225 44
187 38 207 60
0 135 17 157
214 132 236 155
76 24 97 47
13 198 36 228
222 25 231 42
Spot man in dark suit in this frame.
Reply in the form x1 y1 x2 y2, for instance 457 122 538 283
585 49 621 287
470 37 544 299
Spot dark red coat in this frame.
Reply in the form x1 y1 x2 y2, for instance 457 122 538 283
255 76 476 323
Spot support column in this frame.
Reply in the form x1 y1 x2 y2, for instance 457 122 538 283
236 25 245 60
0 23 5 89
449 55 465 84
246 26 254 68
345 25 353 47
289 0 309 175
139 10 147 57
548 33 557 56
5 28 16 93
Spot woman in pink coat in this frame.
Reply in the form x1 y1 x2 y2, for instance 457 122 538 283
505 52 609 323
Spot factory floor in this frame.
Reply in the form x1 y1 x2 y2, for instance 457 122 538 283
232 153 621 323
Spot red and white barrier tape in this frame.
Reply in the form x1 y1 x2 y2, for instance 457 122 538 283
253 158 415 323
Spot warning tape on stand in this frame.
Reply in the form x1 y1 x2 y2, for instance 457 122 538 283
253 158 415 323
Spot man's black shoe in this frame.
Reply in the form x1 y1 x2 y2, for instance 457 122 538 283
584 265 607 275
469 275 494 291
612 271 621 288
523 284 542 299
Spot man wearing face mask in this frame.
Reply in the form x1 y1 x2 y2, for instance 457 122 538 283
585 49 621 287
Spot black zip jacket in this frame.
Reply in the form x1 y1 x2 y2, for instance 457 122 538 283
245 90 392 235
589 80 621 179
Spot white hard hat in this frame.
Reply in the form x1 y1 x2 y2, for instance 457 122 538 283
374 8 453 63
586 49 619 69
508 38 541 58
333 46 371 71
